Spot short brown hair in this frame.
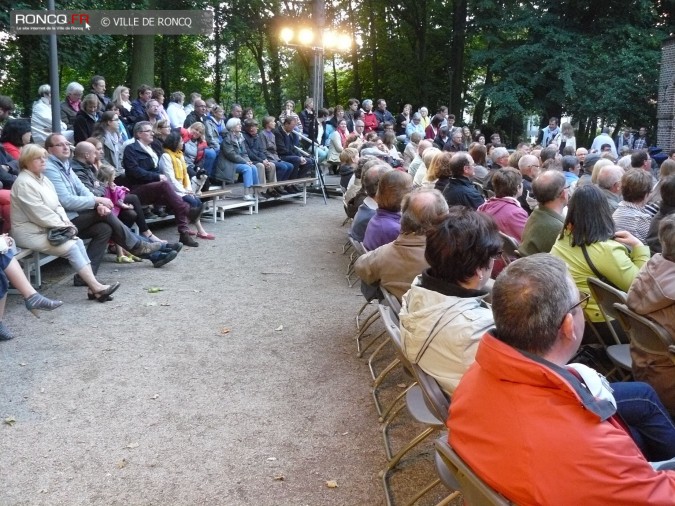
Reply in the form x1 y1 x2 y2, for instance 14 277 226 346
621 168 652 203
492 168 522 198
376 170 412 211
339 147 358 164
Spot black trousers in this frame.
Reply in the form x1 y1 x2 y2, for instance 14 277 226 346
71 209 141 273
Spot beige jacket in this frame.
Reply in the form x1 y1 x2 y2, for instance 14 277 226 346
10 170 76 256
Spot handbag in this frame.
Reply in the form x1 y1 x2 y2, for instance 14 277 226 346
47 226 77 246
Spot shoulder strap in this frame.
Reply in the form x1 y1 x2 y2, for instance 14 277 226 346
580 244 619 290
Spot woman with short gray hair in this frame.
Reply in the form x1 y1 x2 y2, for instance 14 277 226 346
213 118 259 200
60 82 84 129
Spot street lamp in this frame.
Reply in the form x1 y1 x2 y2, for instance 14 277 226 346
278 26 352 110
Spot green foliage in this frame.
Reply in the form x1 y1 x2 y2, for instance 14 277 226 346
0 0 669 144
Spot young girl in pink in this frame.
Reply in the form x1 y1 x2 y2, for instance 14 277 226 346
97 165 139 263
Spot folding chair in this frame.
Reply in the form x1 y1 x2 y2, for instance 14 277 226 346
586 277 632 377
434 438 514 506
346 237 366 288
614 303 675 371
498 232 520 265
379 304 449 506
368 287 401 381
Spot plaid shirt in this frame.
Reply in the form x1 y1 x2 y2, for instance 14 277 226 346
633 136 648 150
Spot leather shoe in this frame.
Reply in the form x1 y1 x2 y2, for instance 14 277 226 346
92 282 121 303
150 250 177 268
179 233 199 247
276 187 289 195
161 242 183 253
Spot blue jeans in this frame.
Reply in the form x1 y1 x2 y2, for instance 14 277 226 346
203 148 217 177
612 381 675 462
234 164 259 188
274 160 294 181
182 194 201 208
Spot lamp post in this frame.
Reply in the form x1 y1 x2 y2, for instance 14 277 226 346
279 25 352 110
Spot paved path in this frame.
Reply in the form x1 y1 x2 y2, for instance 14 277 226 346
1 195 451 505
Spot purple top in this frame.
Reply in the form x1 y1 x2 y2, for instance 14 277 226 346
363 209 401 251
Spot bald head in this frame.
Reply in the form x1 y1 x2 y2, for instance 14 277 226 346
531 170 565 204
418 139 433 156
73 141 96 163
518 154 540 177
400 189 449 234
597 165 623 193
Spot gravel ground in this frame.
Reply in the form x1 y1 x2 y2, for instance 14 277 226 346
1 194 457 506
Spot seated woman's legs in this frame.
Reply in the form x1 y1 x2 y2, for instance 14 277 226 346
63 240 119 301
182 194 213 238
3 255 62 316
235 164 257 200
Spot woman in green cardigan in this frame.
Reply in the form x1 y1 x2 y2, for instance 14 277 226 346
551 184 650 345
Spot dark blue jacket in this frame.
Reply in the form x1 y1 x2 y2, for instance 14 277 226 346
123 141 162 187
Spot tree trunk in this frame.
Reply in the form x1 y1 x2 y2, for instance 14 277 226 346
332 55 339 106
473 66 492 128
130 35 155 93
449 0 467 117
347 0 361 98
213 5 223 104
268 38 283 114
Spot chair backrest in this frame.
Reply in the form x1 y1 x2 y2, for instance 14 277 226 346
380 286 402 315
412 363 450 422
613 303 675 357
434 439 513 506
587 277 629 345
349 237 367 256
379 304 414 373
499 232 520 265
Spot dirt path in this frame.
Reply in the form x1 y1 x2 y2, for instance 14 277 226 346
1 196 451 505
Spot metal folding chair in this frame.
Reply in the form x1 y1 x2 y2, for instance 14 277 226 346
498 232 520 265
614 303 675 369
434 438 514 506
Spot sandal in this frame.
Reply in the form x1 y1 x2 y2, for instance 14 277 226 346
91 282 120 303
196 232 215 240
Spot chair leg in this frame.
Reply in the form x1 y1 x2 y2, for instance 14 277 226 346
368 338 394 380
372 358 401 417
404 478 444 506
379 382 414 423
357 330 385 358
356 312 381 354
356 301 377 330
342 238 352 252
434 490 461 506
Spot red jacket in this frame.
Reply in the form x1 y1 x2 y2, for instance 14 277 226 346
448 333 675 505
363 111 378 134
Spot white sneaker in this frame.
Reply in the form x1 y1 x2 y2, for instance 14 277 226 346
243 194 255 201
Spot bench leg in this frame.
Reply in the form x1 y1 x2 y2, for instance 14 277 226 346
210 197 217 223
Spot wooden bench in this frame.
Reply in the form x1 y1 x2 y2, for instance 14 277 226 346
251 177 318 214
199 187 254 222
13 247 58 289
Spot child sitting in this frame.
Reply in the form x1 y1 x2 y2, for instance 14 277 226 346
338 147 359 192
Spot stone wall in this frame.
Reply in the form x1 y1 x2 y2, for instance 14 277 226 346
657 36 675 151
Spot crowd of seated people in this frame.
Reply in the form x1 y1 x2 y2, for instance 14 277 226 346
336 116 675 501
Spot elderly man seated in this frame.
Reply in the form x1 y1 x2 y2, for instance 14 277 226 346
122 121 197 247
400 207 500 395
519 170 567 255
441 152 485 210
627 214 675 419
449 254 675 505
363 170 412 251
596 164 624 213
44 134 179 278
355 189 448 301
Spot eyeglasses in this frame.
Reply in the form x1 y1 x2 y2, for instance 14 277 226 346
558 291 590 328
52 143 70 148
139 130 154 134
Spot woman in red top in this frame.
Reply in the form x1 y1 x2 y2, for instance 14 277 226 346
0 119 31 160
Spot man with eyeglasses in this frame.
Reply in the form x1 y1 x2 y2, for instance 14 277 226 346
516 154 540 214
183 99 208 129
123 122 198 247
44 134 180 277
449 254 675 504
441 153 485 210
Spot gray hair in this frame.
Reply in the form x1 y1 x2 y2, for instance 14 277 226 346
363 164 391 197
659 214 675 260
170 91 185 103
38 84 51 97
617 155 632 170
65 82 84 96
400 189 449 234
491 147 509 163
412 112 422 121
596 165 623 190
225 117 241 131
362 99 373 108
492 254 577 355
133 121 152 137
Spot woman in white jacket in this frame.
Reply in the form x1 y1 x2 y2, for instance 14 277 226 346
399 207 502 394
